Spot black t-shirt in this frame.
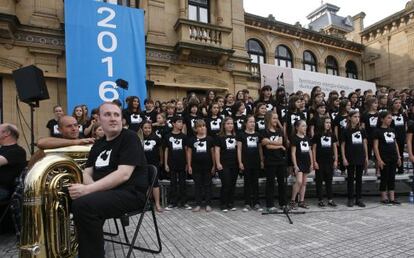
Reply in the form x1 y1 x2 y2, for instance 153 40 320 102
185 114 200 137
373 127 398 162
261 129 286 166
206 116 223 137
361 112 378 140
333 114 348 142
143 133 162 167
255 116 266 134
215 135 238 168
255 99 275 112
46 119 60 137
276 103 287 121
391 112 407 141
153 125 168 139
165 115 175 130
292 135 311 167
284 111 306 140
223 105 233 117
245 102 254 115
236 131 261 169
85 129 148 191
234 115 247 134
312 133 337 163
341 128 366 165
163 132 187 170
329 108 338 121
0 144 27 190
143 109 158 123
123 109 144 132
408 122 414 153
187 136 214 169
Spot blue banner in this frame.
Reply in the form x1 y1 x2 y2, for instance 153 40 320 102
65 0 146 112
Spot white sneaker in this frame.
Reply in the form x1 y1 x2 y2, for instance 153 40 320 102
205 205 212 212
254 204 263 212
222 208 228 213
242 205 251 212
230 207 237 211
183 204 192 210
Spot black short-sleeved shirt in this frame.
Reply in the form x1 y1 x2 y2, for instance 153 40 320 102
46 119 60 137
373 127 398 162
255 116 266 134
0 144 27 190
143 109 158 123
206 116 222 137
185 114 200 137
391 112 407 141
333 114 348 141
123 110 144 132
329 109 339 121
245 102 254 115
215 135 238 168
234 115 247 134
165 115 175 130
312 133 337 163
341 128 366 165
223 105 233 117
163 132 187 170
187 136 214 169
236 131 261 169
276 103 287 121
143 133 162 167
85 129 148 191
262 129 286 166
361 112 378 140
292 135 311 168
153 125 168 139
408 122 414 152
284 111 306 139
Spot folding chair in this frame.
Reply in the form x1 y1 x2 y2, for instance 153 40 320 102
104 164 162 257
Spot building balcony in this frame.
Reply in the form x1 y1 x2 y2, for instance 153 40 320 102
247 63 261 79
173 18 234 66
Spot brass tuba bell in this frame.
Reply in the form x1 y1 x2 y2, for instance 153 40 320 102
19 145 91 258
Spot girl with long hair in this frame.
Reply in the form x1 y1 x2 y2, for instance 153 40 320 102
123 96 143 132
389 98 407 174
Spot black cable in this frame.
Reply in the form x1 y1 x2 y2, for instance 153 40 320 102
302 204 383 214
15 96 30 151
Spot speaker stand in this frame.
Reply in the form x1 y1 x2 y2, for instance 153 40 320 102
28 101 39 155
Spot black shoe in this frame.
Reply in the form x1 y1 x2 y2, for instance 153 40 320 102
347 200 354 207
355 200 366 207
381 199 390 205
318 201 325 207
327 200 337 207
390 200 401 205
397 167 404 174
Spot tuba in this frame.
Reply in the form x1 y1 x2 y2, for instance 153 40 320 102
19 145 91 258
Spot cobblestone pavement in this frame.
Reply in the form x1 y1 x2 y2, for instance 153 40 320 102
1 197 414 258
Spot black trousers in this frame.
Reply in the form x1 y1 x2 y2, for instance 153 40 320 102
219 166 238 208
244 167 260 206
169 169 187 206
380 160 397 191
72 188 145 258
265 164 287 208
315 162 333 200
192 166 212 206
347 165 363 200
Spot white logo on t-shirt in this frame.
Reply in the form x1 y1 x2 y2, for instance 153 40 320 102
236 119 244 130
257 120 265 130
169 137 182 150
369 116 378 127
340 119 347 128
53 124 60 135
321 136 331 147
225 138 236 149
266 103 273 111
270 135 280 142
144 140 157 151
194 140 207 153
290 114 300 125
247 136 258 148
281 109 287 118
352 131 362 144
331 112 338 120
210 119 221 130
78 125 83 133
384 132 395 144
392 114 404 126
155 129 162 138
300 141 310 152
95 150 112 168
131 114 142 124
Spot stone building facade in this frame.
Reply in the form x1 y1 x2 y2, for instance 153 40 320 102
0 0 409 153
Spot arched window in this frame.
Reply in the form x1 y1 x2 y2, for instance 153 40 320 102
326 56 339 76
346 60 358 79
275 45 293 68
303 50 317 72
246 39 266 64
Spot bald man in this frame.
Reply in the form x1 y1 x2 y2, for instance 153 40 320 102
0 123 27 200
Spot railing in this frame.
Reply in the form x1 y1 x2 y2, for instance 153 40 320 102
248 63 261 78
174 19 232 49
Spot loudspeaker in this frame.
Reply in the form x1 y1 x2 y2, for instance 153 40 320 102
12 65 49 103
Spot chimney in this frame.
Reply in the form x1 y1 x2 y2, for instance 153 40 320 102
346 12 365 42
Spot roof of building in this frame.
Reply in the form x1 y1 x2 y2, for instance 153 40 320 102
306 3 354 33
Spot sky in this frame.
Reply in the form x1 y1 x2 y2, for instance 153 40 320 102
243 0 409 28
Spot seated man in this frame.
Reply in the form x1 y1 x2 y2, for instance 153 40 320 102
0 124 27 201
69 102 148 258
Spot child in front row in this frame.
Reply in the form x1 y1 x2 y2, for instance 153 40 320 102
187 120 215 212
237 115 263 212
290 120 313 210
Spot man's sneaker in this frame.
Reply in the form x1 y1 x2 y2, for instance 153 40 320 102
327 200 337 207
242 205 251 212
390 200 401 205
347 199 354 207
183 204 192 210
164 204 175 211
318 201 325 207
289 201 297 210
298 202 309 209
253 204 263 212
205 205 212 212
192 206 201 212
355 200 366 208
